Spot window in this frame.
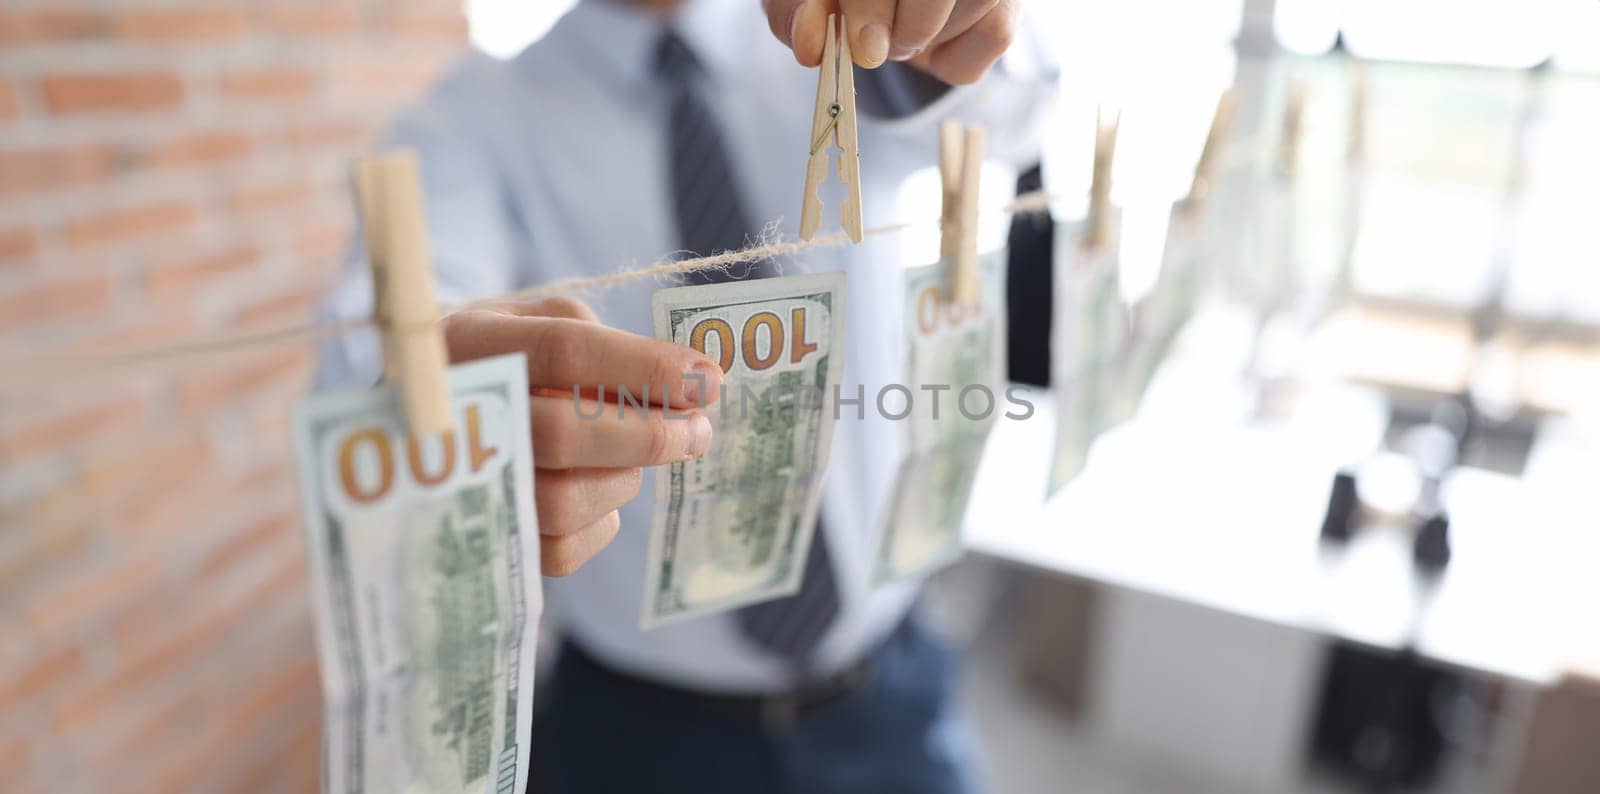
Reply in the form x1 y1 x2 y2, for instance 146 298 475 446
466 0 575 60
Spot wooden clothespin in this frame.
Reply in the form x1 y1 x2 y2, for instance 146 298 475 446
1183 89 1238 213
1084 107 1119 252
800 13 863 243
352 151 452 437
939 119 985 305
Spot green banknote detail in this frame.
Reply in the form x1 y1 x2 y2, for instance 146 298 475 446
872 251 1005 584
644 274 845 627
1049 241 1123 495
411 481 505 789
294 354 538 794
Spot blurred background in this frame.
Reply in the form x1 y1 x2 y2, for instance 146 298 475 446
1 1 1597 792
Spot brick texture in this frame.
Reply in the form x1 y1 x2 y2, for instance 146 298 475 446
40 72 185 114
218 68 316 100
62 202 198 249
113 9 246 42
0 227 37 263
0 2 469 790
0 9 103 44
0 79 18 120
0 274 117 333
0 144 121 195
143 131 254 168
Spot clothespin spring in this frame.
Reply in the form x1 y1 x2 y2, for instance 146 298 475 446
810 104 841 155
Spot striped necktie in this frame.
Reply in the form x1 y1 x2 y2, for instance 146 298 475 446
656 31 840 671
656 31 774 281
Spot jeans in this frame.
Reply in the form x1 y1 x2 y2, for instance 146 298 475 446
530 618 979 794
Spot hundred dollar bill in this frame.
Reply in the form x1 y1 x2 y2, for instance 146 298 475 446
292 354 540 794
642 272 847 628
1049 225 1125 496
1111 206 1205 425
872 250 1006 584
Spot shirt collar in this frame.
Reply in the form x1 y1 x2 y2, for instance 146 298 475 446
563 0 747 86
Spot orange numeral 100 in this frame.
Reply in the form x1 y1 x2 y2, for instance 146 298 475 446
337 404 498 504
689 307 818 373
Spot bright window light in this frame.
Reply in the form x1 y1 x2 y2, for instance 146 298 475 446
1118 202 1171 305
1273 0 1342 55
467 0 574 60
1340 0 1566 68
1552 0 1600 72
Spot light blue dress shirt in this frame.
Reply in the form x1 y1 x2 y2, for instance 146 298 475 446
316 0 1056 693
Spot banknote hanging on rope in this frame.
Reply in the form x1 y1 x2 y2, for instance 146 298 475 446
1048 216 1125 496
872 249 1007 584
292 354 541 794
641 272 847 628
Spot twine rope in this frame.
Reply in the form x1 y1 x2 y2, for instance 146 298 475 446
1 190 1070 380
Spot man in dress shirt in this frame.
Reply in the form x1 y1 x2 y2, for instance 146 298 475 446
316 1 1053 791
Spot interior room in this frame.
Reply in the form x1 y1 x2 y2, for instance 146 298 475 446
2 1 1596 792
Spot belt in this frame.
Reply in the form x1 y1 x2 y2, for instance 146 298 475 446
561 637 885 736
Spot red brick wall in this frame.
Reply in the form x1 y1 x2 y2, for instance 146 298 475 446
0 2 468 790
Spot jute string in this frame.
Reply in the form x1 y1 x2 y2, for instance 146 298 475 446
0 190 1070 382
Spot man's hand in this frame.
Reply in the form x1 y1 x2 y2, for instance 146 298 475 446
443 297 724 577
763 0 1018 86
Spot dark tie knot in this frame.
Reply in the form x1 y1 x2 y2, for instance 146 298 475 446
655 31 701 86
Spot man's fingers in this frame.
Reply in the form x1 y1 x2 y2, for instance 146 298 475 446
840 0 897 67
541 511 622 577
918 1 1016 85
531 395 713 469
923 0 1000 48
765 0 825 66
536 467 642 536
765 0 1008 76
443 309 723 408
491 296 599 323
762 0 805 46
889 0 957 61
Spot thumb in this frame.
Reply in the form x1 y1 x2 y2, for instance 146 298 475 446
762 0 834 67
